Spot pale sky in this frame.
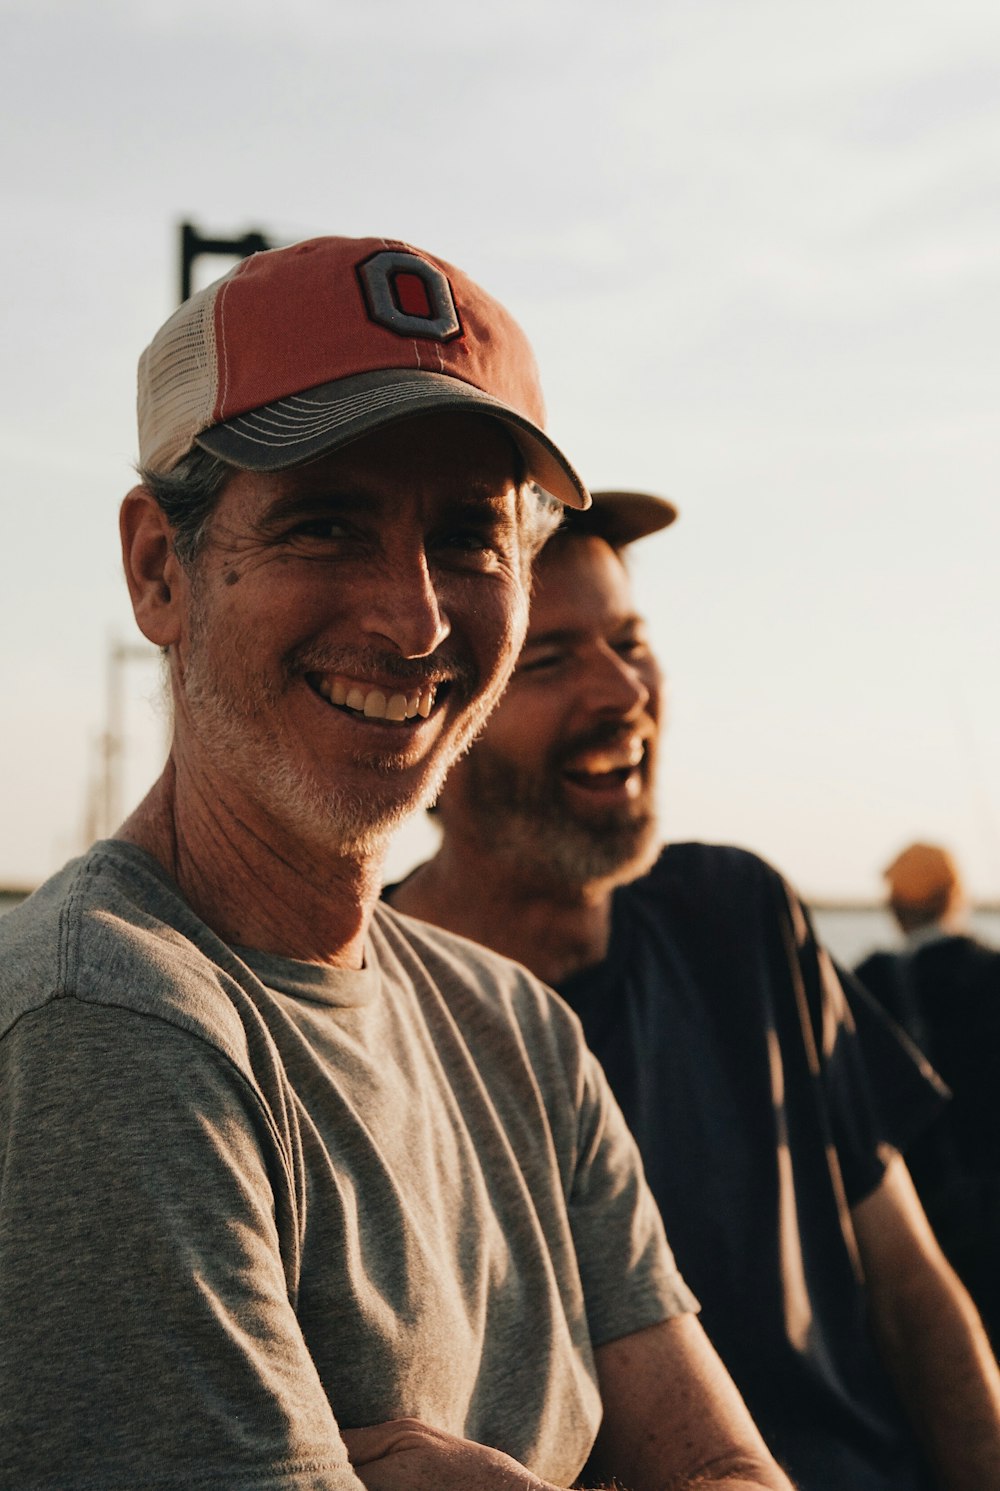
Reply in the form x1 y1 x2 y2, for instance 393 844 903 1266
2 0 999 900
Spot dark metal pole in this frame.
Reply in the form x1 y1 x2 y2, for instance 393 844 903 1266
179 221 272 304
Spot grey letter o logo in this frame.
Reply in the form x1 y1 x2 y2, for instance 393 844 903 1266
357 250 461 341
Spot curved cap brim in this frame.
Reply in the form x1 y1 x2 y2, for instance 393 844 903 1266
195 368 589 509
558 488 678 547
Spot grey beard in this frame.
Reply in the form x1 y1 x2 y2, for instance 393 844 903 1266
179 599 510 860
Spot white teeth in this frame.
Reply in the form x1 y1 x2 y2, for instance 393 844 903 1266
315 675 437 721
569 739 644 774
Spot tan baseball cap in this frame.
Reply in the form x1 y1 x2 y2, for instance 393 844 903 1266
559 488 678 547
137 235 588 509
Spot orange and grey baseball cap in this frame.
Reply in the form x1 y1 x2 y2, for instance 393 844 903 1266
137 235 589 509
559 488 678 547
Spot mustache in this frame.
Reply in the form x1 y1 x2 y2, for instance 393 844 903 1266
287 643 479 693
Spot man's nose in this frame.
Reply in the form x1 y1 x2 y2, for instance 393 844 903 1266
583 645 651 717
357 550 451 658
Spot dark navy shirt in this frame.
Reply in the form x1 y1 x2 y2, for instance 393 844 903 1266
559 843 946 1491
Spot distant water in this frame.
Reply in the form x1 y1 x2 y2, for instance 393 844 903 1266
3 886 998 976
0 890 31 917
811 905 1000 969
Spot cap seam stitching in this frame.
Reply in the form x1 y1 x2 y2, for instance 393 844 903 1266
216 278 233 419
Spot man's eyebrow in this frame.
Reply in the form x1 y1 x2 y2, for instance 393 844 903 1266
520 627 583 650
522 614 646 649
257 487 365 524
442 494 518 523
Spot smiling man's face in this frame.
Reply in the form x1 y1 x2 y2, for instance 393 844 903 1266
169 412 531 858
437 532 663 893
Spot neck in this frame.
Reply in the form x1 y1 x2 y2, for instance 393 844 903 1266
390 832 614 986
117 754 382 968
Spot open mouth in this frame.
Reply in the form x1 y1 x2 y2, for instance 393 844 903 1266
563 764 640 791
307 673 442 723
560 737 647 796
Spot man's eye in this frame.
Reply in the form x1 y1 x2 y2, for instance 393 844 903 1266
517 650 565 674
615 638 649 660
290 518 350 541
438 530 506 567
447 532 491 551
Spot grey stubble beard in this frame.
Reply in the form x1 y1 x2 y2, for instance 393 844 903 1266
177 590 521 862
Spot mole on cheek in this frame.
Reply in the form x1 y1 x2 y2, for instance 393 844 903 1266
224 570 240 587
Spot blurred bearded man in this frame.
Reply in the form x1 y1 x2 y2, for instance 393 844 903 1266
454 659 660 892
389 489 1000 1491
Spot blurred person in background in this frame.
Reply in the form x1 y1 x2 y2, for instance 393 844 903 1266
857 843 1000 1343
389 492 1000 1491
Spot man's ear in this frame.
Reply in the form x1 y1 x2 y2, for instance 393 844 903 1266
120 486 186 646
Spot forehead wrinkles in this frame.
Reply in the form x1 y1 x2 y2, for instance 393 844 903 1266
261 474 521 520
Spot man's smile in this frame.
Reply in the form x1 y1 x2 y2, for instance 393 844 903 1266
560 731 650 799
307 672 440 723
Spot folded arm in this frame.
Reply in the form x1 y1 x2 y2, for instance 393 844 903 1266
345 1315 795 1491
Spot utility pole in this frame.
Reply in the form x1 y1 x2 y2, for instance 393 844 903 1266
179 221 272 302
84 640 161 843
83 221 276 849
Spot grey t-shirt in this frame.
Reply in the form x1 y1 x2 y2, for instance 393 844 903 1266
0 841 694 1491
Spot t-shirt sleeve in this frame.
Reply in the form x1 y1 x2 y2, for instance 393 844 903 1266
834 962 949 1170
773 874 949 1207
0 997 364 1491
566 1038 700 1347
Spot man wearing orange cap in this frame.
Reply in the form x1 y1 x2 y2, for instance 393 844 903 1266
857 844 1000 1343
0 240 793 1491
390 493 1000 1490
